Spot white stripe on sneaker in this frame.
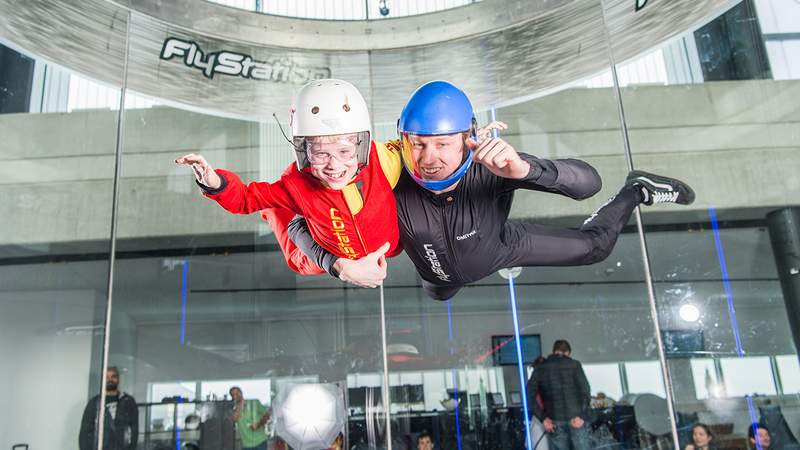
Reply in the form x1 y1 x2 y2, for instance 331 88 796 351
636 176 674 191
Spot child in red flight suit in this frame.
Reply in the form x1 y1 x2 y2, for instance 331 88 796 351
176 79 404 288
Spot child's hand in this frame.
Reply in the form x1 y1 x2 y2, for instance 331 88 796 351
175 153 222 189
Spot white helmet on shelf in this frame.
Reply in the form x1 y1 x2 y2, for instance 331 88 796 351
290 79 372 169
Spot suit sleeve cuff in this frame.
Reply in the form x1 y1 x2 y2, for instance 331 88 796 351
196 170 228 195
518 153 546 182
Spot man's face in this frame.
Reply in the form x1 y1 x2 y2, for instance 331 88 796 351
417 436 433 450
307 133 360 190
105 369 119 391
408 133 465 181
751 428 770 449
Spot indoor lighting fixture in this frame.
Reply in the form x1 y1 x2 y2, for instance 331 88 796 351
679 303 701 322
273 383 344 450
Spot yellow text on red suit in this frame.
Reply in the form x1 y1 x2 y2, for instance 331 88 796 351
330 208 360 259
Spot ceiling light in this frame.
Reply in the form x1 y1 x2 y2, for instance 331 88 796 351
678 303 701 322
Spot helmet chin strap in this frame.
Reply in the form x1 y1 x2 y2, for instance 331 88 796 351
407 149 474 192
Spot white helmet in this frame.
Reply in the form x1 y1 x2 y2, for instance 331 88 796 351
291 79 372 169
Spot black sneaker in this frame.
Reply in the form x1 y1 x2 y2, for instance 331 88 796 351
626 170 695 205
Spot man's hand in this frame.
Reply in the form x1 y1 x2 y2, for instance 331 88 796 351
175 153 222 189
333 242 390 288
468 137 530 180
569 416 584 429
543 417 556 433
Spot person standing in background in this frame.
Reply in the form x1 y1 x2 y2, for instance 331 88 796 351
79 367 138 450
526 340 591 450
230 386 271 450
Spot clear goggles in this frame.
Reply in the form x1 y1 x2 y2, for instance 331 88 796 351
305 136 361 165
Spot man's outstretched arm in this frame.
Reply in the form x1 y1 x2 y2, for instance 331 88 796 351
516 155 602 200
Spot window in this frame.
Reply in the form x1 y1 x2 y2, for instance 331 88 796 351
583 363 623 400
776 355 800 394
719 356 777 397
690 358 721 399
625 361 666 397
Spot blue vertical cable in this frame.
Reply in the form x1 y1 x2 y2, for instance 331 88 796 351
508 275 534 450
709 207 760 447
490 104 534 449
175 397 182 450
747 396 763 450
177 261 188 450
446 301 464 450
709 208 745 357
181 258 188 345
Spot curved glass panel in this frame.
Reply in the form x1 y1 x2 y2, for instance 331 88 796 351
610 0 800 448
0 2 127 447
501 86 678 448
109 13 388 450
2 1 799 450
379 1 680 448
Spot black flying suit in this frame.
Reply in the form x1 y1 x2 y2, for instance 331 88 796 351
394 153 609 300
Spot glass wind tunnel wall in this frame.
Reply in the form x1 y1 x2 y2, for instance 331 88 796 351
1 0 799 449
608 1 800 448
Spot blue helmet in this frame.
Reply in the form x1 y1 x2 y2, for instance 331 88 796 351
398 81 477 191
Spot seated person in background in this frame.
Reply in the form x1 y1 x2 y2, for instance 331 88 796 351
590 392 615 409
416 432 434 450
750 423 773 450
685 423 715 450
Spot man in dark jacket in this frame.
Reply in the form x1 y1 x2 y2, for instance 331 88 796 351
79 366 138 450
526 340 591 450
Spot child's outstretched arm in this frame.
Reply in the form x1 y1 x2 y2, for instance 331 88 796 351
175 153 296 214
